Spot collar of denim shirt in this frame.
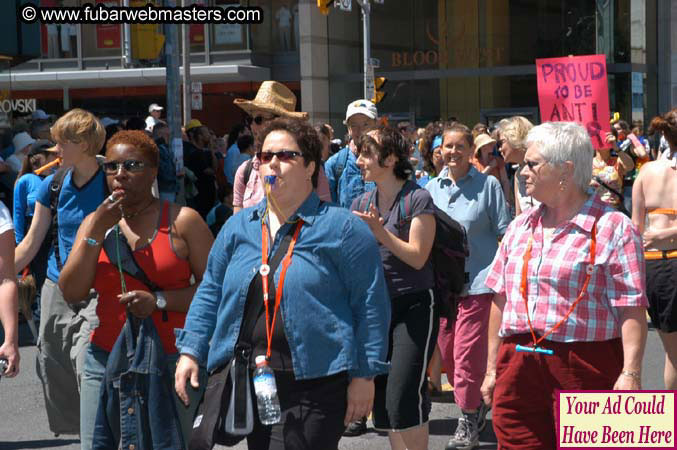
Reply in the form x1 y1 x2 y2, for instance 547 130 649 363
249 191 320 226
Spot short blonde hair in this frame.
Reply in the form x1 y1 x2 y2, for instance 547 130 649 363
498 116 533 152
51 109 105 156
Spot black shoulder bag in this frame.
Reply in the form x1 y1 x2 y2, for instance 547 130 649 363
189 225 297 450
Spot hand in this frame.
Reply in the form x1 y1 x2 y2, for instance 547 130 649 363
613 372 640 390
642 228 663 249
352 204 386 239
175 354 200 406
605 132 617 145
118 290 157 318
344 377 374 426
90 191 125 235
480 372 495 407
0 341 20 378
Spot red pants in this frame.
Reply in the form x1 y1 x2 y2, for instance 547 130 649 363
438 293 492 411
492 334 623 450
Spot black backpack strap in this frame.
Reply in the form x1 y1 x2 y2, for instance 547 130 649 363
335 146 350 181
242 159 254 186
49 168 69 271
102 225 167 320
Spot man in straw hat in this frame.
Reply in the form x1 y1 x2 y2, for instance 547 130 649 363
231 81 309 213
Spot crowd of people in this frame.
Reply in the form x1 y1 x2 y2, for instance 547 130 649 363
0 81 675 450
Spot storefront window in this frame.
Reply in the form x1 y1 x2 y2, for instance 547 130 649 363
211 1 248 51
249 0 298 53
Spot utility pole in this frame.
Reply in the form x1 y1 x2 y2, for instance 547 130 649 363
122 0 132 67
164 1 185 204
181 0 191 125
355 0 373 100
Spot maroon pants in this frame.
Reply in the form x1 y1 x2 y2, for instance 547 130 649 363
492 334 623 450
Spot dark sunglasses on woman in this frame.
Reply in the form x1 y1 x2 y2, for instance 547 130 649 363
256 150 301 163
102 159 146 174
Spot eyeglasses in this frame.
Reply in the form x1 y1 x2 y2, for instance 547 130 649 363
256 150 302 163
251 114 277 125
102 159 146 174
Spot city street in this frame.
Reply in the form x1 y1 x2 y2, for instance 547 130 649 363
0 320 668 449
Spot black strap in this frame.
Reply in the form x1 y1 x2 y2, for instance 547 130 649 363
49 168 69 271
593 175 624 201
242 159 254 186
237 223 299 346
102 225 167 320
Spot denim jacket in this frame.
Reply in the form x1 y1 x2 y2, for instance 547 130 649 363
175 192 391 379
93 316 184 450
325 146 375 208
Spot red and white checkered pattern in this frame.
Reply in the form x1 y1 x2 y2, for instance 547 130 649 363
485 194 647 343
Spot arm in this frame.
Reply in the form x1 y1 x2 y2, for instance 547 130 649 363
480 293 505 407
613 306 647 390
0 230 19 376
12 179 27 245
354 204 436 270
324 153 339 203
631 171 646 233
59 193 125 303
616 150 635 175
15 202 51 272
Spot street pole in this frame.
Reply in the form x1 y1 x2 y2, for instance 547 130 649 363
356 0 373 100
122 0 132 67
181 0 191 125
164 2 186 205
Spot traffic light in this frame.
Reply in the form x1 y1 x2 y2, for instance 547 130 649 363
317 0 334 15
372 77 388 104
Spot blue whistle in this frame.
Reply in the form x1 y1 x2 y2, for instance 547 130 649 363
515 344 554 355
263 175 277 186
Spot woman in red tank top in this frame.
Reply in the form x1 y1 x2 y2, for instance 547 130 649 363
59 130 214 449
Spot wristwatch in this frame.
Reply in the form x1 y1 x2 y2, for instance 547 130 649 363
154 291 167 310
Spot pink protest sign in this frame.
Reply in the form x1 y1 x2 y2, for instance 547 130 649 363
536 54 611 149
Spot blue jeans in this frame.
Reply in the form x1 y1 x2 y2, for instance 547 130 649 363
80 342 206 450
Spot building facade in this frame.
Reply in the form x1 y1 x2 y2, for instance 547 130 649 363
1 0 676 137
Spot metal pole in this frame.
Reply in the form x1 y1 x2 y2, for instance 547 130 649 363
122 0 132 67
357 0 371 99
164 2 185 205
181 0 191 125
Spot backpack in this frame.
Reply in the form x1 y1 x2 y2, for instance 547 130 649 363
358 185 469 320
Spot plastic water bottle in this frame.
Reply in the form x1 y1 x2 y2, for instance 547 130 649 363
252 355 281 425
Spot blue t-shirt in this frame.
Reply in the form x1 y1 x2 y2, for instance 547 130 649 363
223 143 241 185
36 168 108 282
13 173 45 244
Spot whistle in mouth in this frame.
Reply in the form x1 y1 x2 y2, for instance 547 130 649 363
263 175 277 186
515 344 554 355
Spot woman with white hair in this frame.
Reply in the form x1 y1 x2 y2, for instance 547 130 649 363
481 122 648 449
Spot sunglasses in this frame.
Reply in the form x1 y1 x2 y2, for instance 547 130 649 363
524 160 543 171
256 150 302 163
251 114 277 125
102 159 146 174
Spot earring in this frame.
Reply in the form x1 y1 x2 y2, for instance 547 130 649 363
559 179 566 191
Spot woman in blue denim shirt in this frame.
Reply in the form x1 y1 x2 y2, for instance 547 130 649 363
175 118 391 450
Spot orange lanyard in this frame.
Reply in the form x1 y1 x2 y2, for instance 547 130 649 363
519 219 598 348
260 220 303 360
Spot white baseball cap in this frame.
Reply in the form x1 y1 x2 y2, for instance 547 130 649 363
148 103 164 113
345 99 377 123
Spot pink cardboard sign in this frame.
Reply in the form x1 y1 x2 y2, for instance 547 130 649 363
536 54 611 149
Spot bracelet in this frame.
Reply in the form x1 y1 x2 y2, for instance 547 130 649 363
83 237 101 246
621 370 641 381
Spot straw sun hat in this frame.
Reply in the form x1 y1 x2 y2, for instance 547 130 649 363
234 81 308 120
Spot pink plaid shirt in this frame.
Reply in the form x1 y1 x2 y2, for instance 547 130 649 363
485 193 647 343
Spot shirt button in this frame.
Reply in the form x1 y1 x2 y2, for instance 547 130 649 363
127 407 134 415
